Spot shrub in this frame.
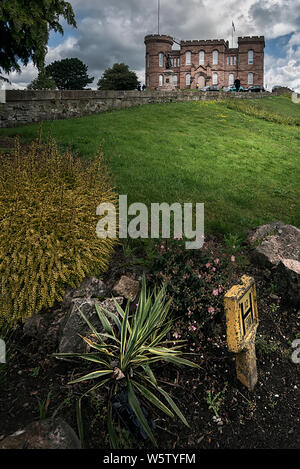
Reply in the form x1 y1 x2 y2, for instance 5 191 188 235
0 137 118 326
55 276 199 448
148 237 239 333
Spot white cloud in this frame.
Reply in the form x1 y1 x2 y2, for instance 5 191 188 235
1 0 300 90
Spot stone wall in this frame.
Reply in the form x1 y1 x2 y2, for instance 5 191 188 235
0 89 274 128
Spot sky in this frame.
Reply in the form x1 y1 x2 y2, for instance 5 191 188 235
2 0 300 92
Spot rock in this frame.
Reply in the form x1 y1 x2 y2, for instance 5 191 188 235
0 418 81 449
58 296 123 354
276 258 300 306
247 221 300 268
113 275 140 302
62 276 107 310
23 308 66 349
247 221 300 306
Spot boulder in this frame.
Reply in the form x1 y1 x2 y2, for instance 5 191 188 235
113 275 140 302
58 296 123 354
247 221 300 305
0 418 81 449
62 276 107 310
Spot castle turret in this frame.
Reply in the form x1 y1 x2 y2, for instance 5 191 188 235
237 36 265 87
144 34 173 89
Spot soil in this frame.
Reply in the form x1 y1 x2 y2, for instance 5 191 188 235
0 242 299 450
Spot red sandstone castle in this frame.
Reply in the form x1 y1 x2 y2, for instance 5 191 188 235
144 34 265 90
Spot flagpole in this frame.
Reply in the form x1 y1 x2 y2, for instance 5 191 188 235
158 0 160 35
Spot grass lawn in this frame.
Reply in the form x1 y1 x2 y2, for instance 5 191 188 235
0 95 299 238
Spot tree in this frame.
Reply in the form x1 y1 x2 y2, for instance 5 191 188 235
0 0 76 79
27 70 56 90
97 63 139 90
45 58 94 90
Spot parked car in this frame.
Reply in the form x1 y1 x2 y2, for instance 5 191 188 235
228 85 245 92
248 85 265 92
201 85 219 91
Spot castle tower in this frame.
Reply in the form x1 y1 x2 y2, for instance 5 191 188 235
144 34 173 89
237 36 265 88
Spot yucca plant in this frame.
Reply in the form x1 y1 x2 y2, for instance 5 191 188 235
54 276 199 447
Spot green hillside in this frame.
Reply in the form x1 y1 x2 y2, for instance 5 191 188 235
1 95 299 237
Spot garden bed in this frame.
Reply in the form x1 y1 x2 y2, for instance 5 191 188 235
0 239 299 449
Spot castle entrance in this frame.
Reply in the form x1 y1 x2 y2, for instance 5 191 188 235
197 75 205 88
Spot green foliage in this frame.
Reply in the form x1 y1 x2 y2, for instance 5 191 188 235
54 276 199 447
36 391 52 420
149 237 237 330
97 63 139 91
45 58 94 90
0 0 76 77
0 136 118 327
206 383 227 418
27 69 56 90
224 99 300 126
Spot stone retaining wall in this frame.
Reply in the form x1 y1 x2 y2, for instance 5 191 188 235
0 89 275 128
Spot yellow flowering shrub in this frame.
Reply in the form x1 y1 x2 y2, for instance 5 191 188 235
0 137 118 326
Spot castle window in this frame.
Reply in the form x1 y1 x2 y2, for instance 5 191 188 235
186 73 191 86
212 72 218 85
229 73 234 85
159 53 164 67
199 51 205 65
248 50 254 64
173 75 178 86
185 51 191 65
227 56 230 65
177 57 180 67
248 72 253 84
213 50 218 65
234 56 237 65
159 74 163 86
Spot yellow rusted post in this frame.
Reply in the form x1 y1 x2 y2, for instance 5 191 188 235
224 275 259 391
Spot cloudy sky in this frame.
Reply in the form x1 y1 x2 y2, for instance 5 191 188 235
3 0 300 91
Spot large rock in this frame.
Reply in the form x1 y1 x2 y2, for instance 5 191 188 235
0 418 81 449
247 221 300 305
62 276 107 310
58 296 123 354
113 275 140 302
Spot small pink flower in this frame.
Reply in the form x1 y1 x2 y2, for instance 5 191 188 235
188 325 197 331
197 274 202 279
214 258 220 265
206 263 211 269
212 267 216 272
187 310 193 317
218 286 223 294
208 306 215 314
173 332 181 339
212 289 219 296
231 255 235 262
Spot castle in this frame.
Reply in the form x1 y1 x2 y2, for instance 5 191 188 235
144 34 265 90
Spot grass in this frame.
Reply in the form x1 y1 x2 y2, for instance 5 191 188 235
0 95 299 237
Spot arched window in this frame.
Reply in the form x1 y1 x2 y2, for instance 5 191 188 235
173 75 178 86
159 74 163 86
213 50 218 65
177 57 180 67
212 72 218 85
248 72 253 84
185 51 191 65
248 50 254 64
199 50 205 66
186 73 191 86
159 53 164 67
229 73 234 85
